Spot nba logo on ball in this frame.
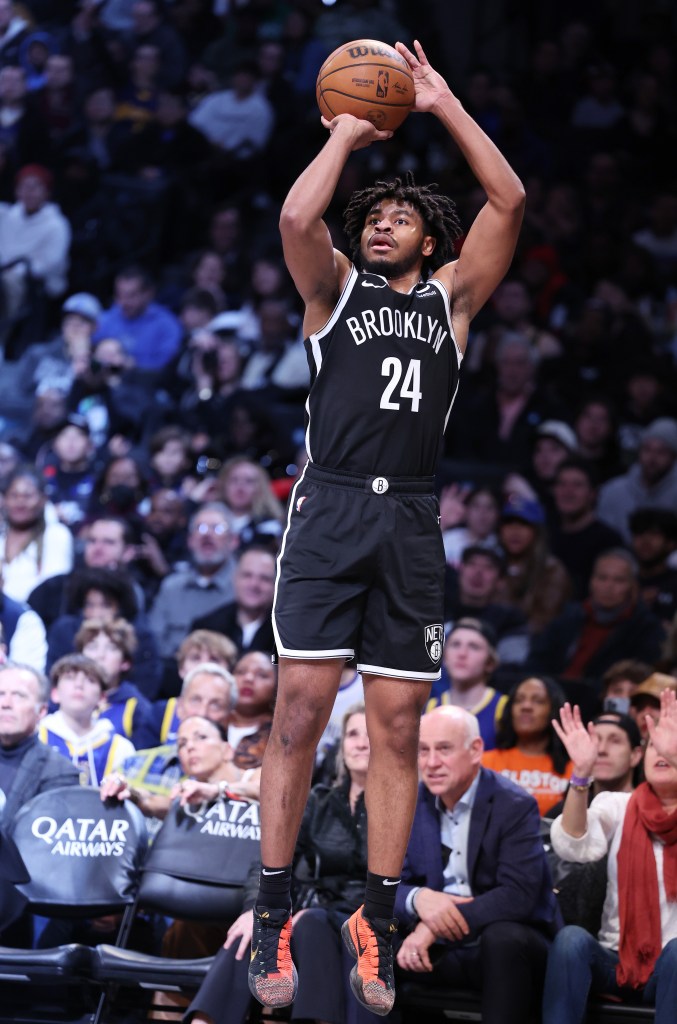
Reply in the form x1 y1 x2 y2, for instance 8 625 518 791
376 70 389 98
425 624 444 664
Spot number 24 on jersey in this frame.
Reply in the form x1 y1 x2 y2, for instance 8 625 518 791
380 357 422 412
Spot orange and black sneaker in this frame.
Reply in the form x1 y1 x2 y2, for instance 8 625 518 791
248 906 298 1008
341 905 397 1016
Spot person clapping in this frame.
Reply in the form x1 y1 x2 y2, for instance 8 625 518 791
543 693 677 1023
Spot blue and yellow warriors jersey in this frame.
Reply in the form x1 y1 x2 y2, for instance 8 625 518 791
151 697 179 745
304 267 462 477
98 683 156 749
99 698 138 741
38 725 132 787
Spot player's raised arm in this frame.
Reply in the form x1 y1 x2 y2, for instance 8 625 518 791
396 40 525 329
279 114 392 318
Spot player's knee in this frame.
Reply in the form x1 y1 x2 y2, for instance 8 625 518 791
271 692 327 751
371 705 421 758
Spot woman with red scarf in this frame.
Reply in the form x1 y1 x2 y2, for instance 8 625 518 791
543 692 677 1023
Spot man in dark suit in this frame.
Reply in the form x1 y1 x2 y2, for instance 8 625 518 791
395 706 560 1024
192 546 276 657
0 662 79 825
0 662 79 943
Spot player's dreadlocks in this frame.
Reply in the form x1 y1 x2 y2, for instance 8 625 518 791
342 172 463 277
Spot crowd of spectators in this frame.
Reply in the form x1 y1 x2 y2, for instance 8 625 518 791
1 0 677 1020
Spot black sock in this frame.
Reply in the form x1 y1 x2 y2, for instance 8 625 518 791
257 864 293 912
364 871 400 920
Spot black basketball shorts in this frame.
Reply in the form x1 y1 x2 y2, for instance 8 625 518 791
272 462 445 680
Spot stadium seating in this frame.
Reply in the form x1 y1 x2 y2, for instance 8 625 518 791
0 785 148 1024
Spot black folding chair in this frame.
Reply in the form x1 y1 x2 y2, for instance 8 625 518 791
0 786 148 1024
92 793 259 1021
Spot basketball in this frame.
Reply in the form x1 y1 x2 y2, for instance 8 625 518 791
316 39 415 133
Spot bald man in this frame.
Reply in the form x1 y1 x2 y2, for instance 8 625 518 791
395 706 561 1024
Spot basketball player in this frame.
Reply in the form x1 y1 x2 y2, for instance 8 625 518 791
248 39 525 1015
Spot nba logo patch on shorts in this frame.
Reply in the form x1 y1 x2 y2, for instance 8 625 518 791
424 624 444 664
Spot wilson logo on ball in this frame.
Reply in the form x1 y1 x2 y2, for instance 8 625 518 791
347 44 405 62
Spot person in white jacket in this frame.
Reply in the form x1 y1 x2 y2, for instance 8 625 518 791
0 163 71 318
544 693 677 1024
0 466 73 604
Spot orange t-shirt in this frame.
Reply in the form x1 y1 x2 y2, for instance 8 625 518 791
481 747 572 816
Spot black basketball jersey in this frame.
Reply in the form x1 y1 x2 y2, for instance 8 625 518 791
303 266 462 477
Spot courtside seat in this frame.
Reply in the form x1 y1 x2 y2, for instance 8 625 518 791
91 944 214 989
396 984 483 1022
395 982 656 1022
92 793 260 1017
586 1005 655 1023
0 786 148 1024
0 942 93 982
7 785 148 919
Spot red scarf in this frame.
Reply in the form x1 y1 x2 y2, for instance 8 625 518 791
616 783 677 988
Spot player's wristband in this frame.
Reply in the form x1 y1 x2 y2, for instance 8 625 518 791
569 774 593 791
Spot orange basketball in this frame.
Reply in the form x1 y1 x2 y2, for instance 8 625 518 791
316 39 415 132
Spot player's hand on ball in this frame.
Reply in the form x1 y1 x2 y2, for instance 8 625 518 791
395 39 451 112
321 113 393 150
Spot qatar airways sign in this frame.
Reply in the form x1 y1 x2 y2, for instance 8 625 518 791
31 815 131 856
182 798 260 842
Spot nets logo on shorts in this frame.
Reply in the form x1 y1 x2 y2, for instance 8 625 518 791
424 624 444 664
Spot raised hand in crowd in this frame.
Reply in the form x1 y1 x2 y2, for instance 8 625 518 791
646 689 677 769
439 482 472 531
551 701 599 777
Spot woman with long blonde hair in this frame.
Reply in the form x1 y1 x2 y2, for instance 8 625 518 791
218 456 284 546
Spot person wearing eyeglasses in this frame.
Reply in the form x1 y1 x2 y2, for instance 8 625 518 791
148 502 237 660
100 662 249 822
